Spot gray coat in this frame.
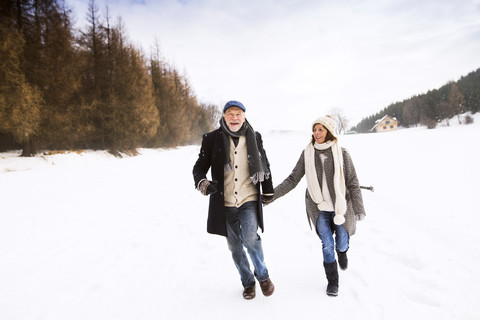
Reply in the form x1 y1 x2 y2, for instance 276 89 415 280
274 146 365 236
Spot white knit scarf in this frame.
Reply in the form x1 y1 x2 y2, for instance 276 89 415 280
304 141 347 225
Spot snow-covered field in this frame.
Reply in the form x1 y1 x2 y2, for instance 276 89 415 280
1 115 479 320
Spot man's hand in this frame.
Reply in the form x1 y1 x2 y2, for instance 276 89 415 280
261 194 274 205
199 180 218 196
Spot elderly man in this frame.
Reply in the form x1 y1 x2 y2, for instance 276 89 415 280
192 100 275 300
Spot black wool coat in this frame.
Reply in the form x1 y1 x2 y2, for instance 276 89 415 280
192 127 274 237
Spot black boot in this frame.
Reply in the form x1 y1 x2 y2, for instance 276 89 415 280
324 261 339 296
337 249 348 270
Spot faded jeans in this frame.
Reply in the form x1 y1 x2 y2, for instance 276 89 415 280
316 211 349 264
225 201 269 288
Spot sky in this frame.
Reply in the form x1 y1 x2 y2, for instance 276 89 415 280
1 113 480 319
68 0 480 132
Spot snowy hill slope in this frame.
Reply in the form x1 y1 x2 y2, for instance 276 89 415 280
1 116 479 320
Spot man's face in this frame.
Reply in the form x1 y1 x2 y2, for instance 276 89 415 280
223 107 245 132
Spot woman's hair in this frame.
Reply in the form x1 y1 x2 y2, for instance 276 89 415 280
311 125 337 144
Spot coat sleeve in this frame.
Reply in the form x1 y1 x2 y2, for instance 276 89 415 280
342 148 366 216
273 151 305 200
192 133 213 189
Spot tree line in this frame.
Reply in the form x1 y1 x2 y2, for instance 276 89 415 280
352 68 480 133
0 0 222 156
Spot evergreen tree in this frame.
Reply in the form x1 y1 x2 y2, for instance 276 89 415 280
447 82 466 124
77 0 115 149
402 96 422 127
148 41 168 146
35 0 82 149
0 25 42 156
457 69 480 114
77 6 159 152
107 19 159 151
0 0 222 152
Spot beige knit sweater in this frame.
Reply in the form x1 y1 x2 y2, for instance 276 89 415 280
224 136 258 207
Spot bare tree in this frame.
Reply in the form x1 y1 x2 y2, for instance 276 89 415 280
329 107 350 134
202 103 222 130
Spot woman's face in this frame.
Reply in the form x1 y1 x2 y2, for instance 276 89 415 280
313 123 328 144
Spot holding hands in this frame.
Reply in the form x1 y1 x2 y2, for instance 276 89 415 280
261 194 275 205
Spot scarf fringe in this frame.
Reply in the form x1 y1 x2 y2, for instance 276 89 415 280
224 162 234 172
250 171 270 185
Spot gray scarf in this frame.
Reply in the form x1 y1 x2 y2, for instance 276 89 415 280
220 118 270 185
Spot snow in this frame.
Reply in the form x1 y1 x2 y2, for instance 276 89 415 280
1 115 480 320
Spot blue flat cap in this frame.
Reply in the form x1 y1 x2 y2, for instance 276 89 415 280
223 100 246 113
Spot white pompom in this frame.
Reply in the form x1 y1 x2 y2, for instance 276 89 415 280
333 214 345 225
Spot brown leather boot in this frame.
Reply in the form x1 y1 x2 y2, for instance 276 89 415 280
259 278 275 296
243 286 256 300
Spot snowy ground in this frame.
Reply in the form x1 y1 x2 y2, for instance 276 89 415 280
1 115 480 320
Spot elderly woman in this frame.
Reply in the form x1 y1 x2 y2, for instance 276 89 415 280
265 115 366 296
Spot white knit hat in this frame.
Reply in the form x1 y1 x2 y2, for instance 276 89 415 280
312 115 337 138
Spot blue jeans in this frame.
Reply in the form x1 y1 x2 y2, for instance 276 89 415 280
316 211 349 264
225 201 269 288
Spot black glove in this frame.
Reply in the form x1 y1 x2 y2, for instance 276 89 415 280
199 180 218 196
261 194 274 205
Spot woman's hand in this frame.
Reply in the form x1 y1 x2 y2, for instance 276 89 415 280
355 213 366 221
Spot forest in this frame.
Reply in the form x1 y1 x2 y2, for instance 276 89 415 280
352 68 480 133
0 0 222 156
